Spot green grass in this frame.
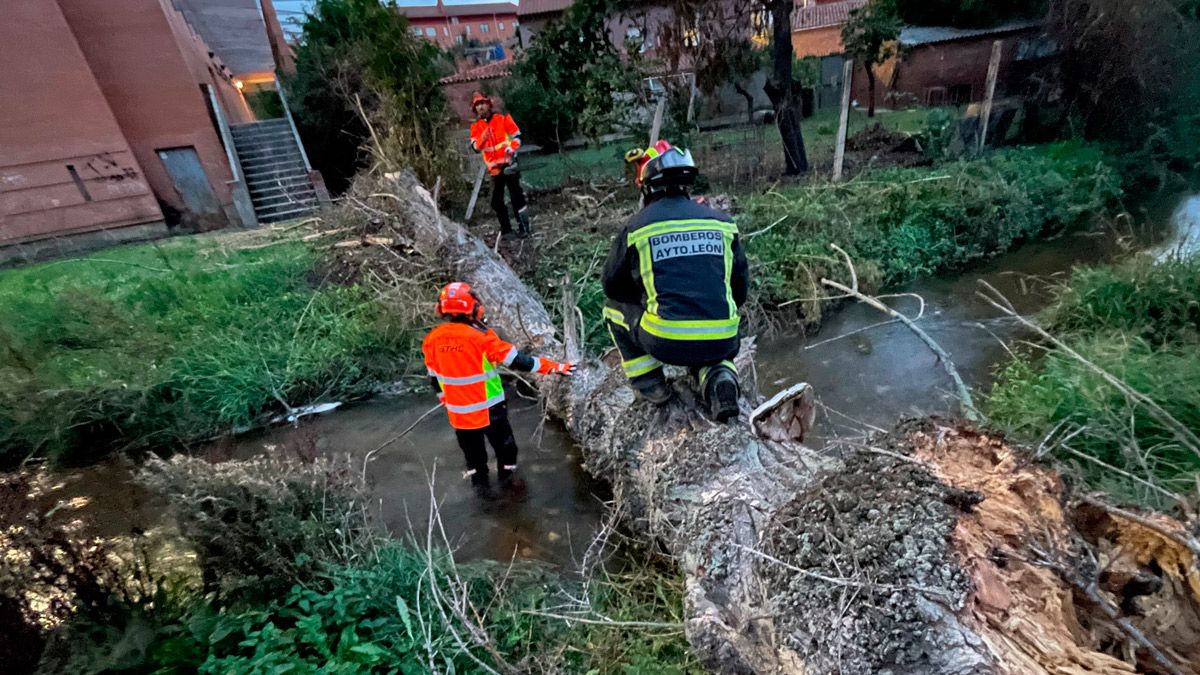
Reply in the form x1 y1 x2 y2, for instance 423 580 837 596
0 235 415 466
988 256 1200 505
521 106 943 190
741 141 1123 327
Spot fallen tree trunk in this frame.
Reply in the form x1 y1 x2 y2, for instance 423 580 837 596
359 173 1200 674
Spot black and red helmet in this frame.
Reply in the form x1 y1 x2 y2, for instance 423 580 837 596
624 140 697 191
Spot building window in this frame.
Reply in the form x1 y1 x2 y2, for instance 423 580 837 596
443 26 449 36
425 27 436 37
451 16 459 25
464 24 471 35
498 21 505 30
948 84 973 105
456 35 464 44
480 23 489 33
413 27 422 36
683 27 699 48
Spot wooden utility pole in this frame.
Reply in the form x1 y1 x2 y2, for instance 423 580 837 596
978 40 1003 152
832 58 854 181
464 161 486 221
649 94 667 146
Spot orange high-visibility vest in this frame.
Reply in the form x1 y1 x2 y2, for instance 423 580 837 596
422 322 518 429
470 113 521 176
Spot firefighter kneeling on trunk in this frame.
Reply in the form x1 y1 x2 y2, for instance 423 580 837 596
601 140 748 423
423 282 575 499
469 92 530 237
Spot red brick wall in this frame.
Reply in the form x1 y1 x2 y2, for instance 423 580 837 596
0 0 162 246
409 13 519 49
792 25 844 58
851 34 1028 108
58 0 238 225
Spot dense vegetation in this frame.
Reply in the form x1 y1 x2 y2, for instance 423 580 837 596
26 456 693 673
0 238 416 467
989 255 1200 506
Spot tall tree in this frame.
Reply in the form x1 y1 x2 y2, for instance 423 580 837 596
841 0 901 118
763 0 809 174
287 0 454 192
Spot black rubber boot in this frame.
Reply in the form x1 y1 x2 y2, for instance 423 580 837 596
471 472 496 501
705 368 740 423
636 378 674 405
498 468 528 499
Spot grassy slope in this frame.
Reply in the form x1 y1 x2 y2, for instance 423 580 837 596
0 235 415 465
988 256 1200 504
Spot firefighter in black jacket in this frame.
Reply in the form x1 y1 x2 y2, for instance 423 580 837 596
600 140 749 422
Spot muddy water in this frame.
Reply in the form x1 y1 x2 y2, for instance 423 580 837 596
232 396 609 567
757 192 1198 441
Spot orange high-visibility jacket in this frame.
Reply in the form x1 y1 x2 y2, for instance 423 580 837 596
422 321 519 429
470 113 521 176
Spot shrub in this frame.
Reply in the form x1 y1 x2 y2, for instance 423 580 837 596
989 255 1200 505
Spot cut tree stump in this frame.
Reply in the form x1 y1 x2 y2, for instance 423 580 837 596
367 172 1200 675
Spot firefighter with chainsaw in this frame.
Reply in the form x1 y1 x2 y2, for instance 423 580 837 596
601 140 748 423
469 93 530 237
423 282 575 498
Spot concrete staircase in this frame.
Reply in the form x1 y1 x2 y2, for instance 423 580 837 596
230 119 319 223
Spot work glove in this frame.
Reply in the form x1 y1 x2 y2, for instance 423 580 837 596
537 359 577 377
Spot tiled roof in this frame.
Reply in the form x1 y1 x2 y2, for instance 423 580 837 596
438 58 513 84
518 0 572 17
400 2 518 20
899 19 1041 46
791 0 866 32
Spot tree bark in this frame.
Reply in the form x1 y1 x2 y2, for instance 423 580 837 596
733 82 756 125
373 173 1200 675
866 65 877 118
764 0 808 175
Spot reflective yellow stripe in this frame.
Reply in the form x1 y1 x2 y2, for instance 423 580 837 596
636 240 659 315
640 313 739 340
627 219 739 246
722 230 736 319
602 307 629 330
445 394 505 414
622 354 662 378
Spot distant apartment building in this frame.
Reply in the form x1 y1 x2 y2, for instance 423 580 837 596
1 0 316 263
400 1 519 49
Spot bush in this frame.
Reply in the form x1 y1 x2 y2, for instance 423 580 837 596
989 256 1200 505
0 237 415 466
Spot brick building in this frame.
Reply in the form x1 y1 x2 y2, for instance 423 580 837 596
850 20 1045 109
790 0 865 58
400 1 519 49
440 60 514 122
1 0 314 263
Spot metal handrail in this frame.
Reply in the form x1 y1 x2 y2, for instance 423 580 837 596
274 80 314 174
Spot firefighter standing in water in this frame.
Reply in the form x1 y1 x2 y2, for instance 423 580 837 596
601 140 748 423
469 93 530 237
423 282 575 498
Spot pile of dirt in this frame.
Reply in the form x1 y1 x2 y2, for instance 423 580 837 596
843 123 930 173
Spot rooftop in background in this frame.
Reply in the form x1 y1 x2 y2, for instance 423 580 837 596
899 19 1043 46
792 0 866 31
517 0 572 18
172 0 274 76
438 57 513 84
399 1 518 19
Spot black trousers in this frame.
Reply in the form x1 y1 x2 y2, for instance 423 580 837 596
603 301 739 394
490 170 527 233
454 402 519 485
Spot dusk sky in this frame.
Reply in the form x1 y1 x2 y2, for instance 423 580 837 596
273 0 508 38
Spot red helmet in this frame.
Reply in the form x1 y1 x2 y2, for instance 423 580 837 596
471 92 492 108
624 139 697 189
437 281 483 319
